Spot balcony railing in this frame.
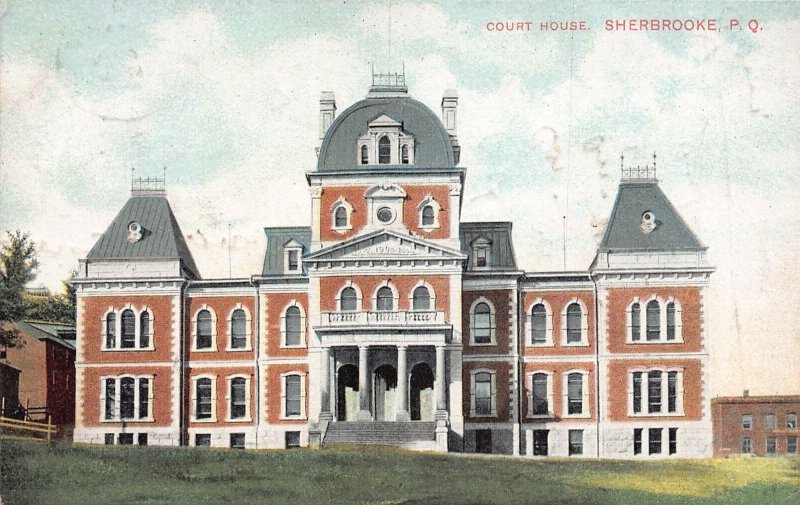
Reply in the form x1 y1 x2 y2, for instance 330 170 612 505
319 311 446 327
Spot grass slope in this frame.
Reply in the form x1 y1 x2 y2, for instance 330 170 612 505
1 440 798 505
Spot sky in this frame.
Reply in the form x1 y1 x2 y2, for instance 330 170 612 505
1 1 798 396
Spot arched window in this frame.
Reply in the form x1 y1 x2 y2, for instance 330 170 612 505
473 302 493 344
195 378 213 420
334 206 348 228
121 309 136 349
284 374 303 417
230 309 247 349
531 304 547 345
229 377 247 419
378 136 391 164
421 205 435 226
284 306 302 346
376 286 394 311
631 302 641 341
197 310 213 349
120 377 135 419
666 302 676 341
139 311 150 348
360 144 368 165
105 312 116 348
474 372 493 416
532 373 549 415
566 303 582 344
340 287 357 311
412 286 431 311
401 145 409 164
567 372 584 415
646 300 661 341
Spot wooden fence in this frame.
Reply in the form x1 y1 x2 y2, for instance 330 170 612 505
0 397 56 442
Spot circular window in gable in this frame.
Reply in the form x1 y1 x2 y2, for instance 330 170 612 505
376 207 395 224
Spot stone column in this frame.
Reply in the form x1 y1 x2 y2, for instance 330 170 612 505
357 345 371 420
435 345 447 411
319 346 333 421
396 345 409 421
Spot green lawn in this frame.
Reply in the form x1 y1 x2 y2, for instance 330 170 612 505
1 440 798 505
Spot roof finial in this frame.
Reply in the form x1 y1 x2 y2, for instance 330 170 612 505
652 151 657 169
131 167 136 190
620 152 624 170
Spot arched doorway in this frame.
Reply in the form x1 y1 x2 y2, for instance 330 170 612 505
373 364 397 421
410 362 434 421
336 364 359 422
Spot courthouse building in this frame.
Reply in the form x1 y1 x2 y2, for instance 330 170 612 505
72 74 714 457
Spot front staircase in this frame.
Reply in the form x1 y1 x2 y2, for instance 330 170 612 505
322 421 437 450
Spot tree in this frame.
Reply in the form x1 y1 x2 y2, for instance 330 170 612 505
0 230 39 348
24 273 76 324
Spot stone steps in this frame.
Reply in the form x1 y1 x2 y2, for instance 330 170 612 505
323 421 436 446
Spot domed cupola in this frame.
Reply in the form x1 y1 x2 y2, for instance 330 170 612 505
315 70 460 172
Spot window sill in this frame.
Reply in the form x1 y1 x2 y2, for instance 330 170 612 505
225 417 252 423
280 415 307 421
102 347 156 352
191 417 218 423
563 413 591 419
332 226 353 233
280 344 306 349
529 413 554 419
562 341 589 347
101 417 154 423
225 347 253 352
530 342 554 348
419 225 440 232
627 340 684 345
469 412 497 418
630 412 686 417
192 347 219 353
469 341 496 347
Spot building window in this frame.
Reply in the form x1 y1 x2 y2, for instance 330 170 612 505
139 311 150 348
138 433 148 446
788 436 797 454
562 299 588 346
766 437 777 454
360 144 368 165
103 307 154 350
334 207 348 228
766 413 777 430
194 377 215 422
283 305 303 347
104 433 114 445
282 374 305 418
421 206 434 226
648 371 662 414
401 144 409 164
633 428 643 455
566 372 585 415
330 197 353 231
668 427 677 455
378 136 391 164
469 299 495 345
118 433 133 445
646 300 661 341
105 312 116 348
531 372 550 416
285 431 301 448
229 309 248 350
649 428 662 454
376 286 394 311
787 413 797 429
568 430 583 456
630 302 641 341
566 304 582 344
529 301 553 346
667 371 678 412
666 302 676 340
533 430 548 456
417 196 441 230
631 369 683 416
632 372 643 414
472 371 496 417
230 433 245 449
287 250 299 271
742 414 752 430
195 434 211 447
629 297 682 343
120 309 136 348
340 286 358 311
228 377 248 420
196 309 214 350
412 286 431 311
741 437 751 454
102 376 153 421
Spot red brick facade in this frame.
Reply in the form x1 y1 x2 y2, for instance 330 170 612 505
712 396 800 457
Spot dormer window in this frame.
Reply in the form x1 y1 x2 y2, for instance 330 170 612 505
360 145 368 165
378 136 391 164
401 145 409 164
287 250 299 271
283 239 303 274
357 114 415 166
471 237 492 268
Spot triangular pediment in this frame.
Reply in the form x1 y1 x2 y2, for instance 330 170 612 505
305 230 466 263
368 113 402 128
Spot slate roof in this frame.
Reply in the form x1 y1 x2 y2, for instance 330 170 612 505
15 320 76 351
460 222 519 271
87 195 200 278
316 96 455 171
262 227 312 276
599 180 704 252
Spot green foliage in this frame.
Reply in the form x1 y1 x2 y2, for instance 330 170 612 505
24 293 76 324
0 230 39 347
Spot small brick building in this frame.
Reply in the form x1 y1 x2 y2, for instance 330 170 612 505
712 395 799 457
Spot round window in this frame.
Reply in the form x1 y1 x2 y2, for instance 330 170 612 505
376 207 394 224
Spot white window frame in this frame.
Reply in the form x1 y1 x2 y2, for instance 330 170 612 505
627 296 684 344
471 237 491 269
330 197 354 232
372 281 399 312
226 304 253 351
192 304 218 352
627 367 685 417
336 281 363 312
470 369 497 418
417 195 441 231
408 280 436 312
527 298 554 347
191 374 218 423
468 297 496 346
99 375 154 423
529 370 554 418
225 374 251 422
101 305 155 351
562 369 590 418
280 372 307 419
283 240 303 274
280 300 306 348
561 298 589 347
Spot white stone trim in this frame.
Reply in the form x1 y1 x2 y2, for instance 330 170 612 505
560 298 589 347
526 298 553 347
280 372 307 420
371 280 399 311
468 297 496 346
101 304 155 351
99 374 154 423
225 304 253 351
283 240 303 275
562 369 590 419
191 304 218 352
330 196 354 232
409 280 437 311
191 373 218 423
469 368 497 418
225 374 252 422
417 195 442 231
280 300 307 348
528 370 554 418
628 367 685 416
335 281 363 312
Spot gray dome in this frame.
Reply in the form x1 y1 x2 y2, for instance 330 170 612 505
316 96 455 171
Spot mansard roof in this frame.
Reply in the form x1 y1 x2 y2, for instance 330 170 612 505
86 195 200 278
599 180 704 252
316 96 455 171
460 222 519 271
261 226 311 276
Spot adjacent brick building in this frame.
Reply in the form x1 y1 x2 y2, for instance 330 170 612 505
72 73 714 457
712 395 799 457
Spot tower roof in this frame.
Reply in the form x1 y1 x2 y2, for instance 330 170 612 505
598 179 704 252
87 194 200 278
